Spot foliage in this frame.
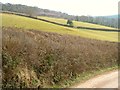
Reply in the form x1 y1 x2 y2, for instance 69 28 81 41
67 20 73 26
2 27 118 88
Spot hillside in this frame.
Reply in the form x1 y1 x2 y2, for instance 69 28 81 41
38 16 116 29
2 27 118 88
1 3 118 28
2 13 118 42
1 3 74 19
1 1 119 89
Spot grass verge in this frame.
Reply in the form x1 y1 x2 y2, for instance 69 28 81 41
56 65 118 88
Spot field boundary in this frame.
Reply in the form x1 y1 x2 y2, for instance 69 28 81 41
2 11 120 32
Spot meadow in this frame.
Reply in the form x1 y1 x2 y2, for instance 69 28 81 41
38 16 116 29
2 13 118 42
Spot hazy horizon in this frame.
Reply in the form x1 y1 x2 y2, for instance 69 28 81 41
0 0 119 16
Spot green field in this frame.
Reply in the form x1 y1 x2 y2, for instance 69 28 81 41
2 13 118 42
38 16 116 29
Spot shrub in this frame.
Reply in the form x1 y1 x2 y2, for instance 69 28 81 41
2 27 118 88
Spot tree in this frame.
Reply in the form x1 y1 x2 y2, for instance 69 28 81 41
67 20 73 26
75 16 79 21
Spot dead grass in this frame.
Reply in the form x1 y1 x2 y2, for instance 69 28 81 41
2 27 118 88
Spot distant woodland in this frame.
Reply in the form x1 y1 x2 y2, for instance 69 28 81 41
1 3 118 28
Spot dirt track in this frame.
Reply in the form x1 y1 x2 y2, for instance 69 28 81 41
71 70 119 88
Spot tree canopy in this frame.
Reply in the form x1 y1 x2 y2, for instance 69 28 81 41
67 20 73 26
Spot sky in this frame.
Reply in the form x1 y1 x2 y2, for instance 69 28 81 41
0 0 120 16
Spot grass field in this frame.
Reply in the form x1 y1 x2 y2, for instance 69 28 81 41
38 16 116 29
2 13 118 42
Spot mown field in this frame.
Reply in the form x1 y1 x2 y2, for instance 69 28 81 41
2 27 118 88
2 13 118 42
38 16 116 29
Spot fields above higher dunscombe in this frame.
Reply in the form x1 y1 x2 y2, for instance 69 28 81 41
2 13 119 42
38 16 117 30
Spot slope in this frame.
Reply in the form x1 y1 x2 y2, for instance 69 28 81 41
38 16 116 29
2 13 118 42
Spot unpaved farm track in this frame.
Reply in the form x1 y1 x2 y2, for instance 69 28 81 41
70 70 119 88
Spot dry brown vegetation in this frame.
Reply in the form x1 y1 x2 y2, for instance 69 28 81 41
2 27 118 88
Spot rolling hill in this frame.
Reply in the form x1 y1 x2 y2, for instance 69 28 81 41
2 3 118 28
2 12 118 88
38 16 116 29
2 13 118 42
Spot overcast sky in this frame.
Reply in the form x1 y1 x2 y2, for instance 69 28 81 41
0 0 119 16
